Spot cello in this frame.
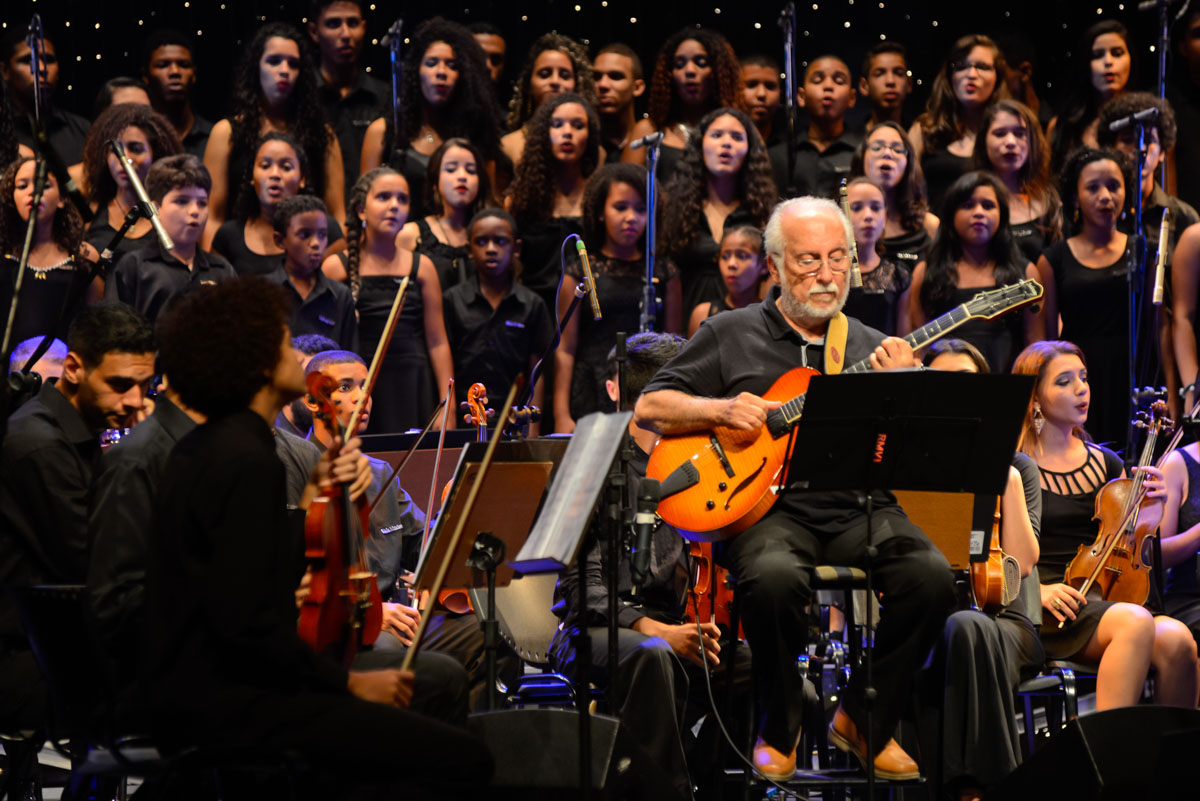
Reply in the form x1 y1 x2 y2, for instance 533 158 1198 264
1061 400 1172 616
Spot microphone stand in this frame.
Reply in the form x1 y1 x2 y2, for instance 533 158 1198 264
640 138 661 333
603 332 632 710
25 15 45 126
1126 120 1149 465
384 19 408 176
778 2 798 194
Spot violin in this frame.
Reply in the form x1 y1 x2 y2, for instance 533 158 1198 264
1062 400 1172 613
970 497 1020 615
298 372 383 664
688 542 744 639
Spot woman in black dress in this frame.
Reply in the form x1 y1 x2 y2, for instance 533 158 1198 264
850 122 939 269
1038 147 1135 447
0 157 101 346
507 93 602 314
1048 20 1132 175
1013 340 1197 709
906 170 1040 372
396 138 491 292
555 162 681 431
360 18 503 212
500 32 595 172
211 132 345 277
661 106 776 315
910 35 1009 210
972 99 1061 264
321 167 452 433
79 103 182 259
842 177 910 336
202 22 344 248
620 27 745 183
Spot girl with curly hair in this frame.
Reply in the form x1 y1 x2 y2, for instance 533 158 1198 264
554 162 681 431
1048 21 1132 176
0 157 102 345
1036 148 1137 446
973 99 1062 264
321 167 452 433
851 121 940 267
507 93 601 312
660 106 776 315
211 132 346 277
500 32 596 169
202 22 344 248
396 137 492 291
78 103 182 259
359 17 503 216
909 34 1009 210
621 28 745 182
905 170 1040 373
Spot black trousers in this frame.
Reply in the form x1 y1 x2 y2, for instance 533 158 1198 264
351 645 469 726
724 506 956 754
549 623 753 801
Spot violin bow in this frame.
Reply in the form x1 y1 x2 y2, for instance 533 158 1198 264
400 380 522 672
346 275 410 436
364 389 450 518
419 382 456 555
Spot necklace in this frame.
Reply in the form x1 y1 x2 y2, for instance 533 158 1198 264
26 256 73 278
432 216 464 247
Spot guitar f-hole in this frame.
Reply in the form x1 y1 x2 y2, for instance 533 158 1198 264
725 458 768 510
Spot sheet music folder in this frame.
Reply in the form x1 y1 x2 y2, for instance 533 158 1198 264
509 411 633 574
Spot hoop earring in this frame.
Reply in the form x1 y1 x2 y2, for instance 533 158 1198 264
1033 403 1045 436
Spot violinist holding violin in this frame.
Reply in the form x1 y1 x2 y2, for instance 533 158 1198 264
141 278 492 794
1013 340 1198 710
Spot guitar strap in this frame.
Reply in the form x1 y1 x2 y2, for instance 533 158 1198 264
824 312 849 376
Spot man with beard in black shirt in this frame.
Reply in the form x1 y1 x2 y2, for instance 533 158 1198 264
635 196 954 782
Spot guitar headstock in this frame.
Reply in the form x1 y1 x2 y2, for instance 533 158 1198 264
965 279 1044 320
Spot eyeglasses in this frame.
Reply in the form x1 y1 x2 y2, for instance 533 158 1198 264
791 255 853 280
867 140 906 156
952 60 996 74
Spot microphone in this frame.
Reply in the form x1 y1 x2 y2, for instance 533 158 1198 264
574 238 603 320
631 477 661 591
109 139 174 252
1107 107 1159 132
1154 208 1171 306
628 131 664 150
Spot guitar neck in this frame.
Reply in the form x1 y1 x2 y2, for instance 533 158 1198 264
843 305 973 375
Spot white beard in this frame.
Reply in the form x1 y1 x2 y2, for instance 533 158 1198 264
777 273 849 325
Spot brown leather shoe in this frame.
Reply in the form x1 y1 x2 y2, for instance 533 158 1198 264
752 736 797 781
828 705 919 781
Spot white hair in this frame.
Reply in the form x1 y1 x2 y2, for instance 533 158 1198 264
763 196 853 265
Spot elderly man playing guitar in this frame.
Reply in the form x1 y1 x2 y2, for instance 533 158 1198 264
634 196 956 782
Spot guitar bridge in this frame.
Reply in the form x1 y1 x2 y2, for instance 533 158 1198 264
709 434 735 478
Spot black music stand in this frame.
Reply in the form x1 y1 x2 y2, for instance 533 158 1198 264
781 370 1032 793
413 439 567 711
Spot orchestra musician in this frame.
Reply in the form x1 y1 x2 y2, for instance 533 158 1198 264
140 278 491 793
634 196 956 781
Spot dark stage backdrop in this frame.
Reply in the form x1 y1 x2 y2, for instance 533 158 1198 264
0 0 1182 129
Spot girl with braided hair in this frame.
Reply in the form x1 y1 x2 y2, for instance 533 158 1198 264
202 22 345 249
322 167 452 433
0 157 102 346
359 17 503 217
621 27 745 183
660 106 776 315
500 32 596 169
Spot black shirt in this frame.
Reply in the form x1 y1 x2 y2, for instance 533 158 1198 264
181 114 215 161
143 409 347 709
642 289 898 533
769 127 863 201
106 241 237 325
318 70 389 198
0 381 100 638
442 275 555 427
13 105 90 166
268 266 359 351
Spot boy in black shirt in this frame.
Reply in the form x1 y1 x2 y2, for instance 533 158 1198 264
270 195 358 350
106 154 236 325
442 208 554 432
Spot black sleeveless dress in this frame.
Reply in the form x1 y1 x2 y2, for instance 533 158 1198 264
212 216 346 277
1036 444 1123 659
842 258 911 336
921 150 971 212
338 253 436 435
1164 448 1200 637
879 227 929 271
1010 209 1059 266
924 280 1024 373
413 218 469 292
0 254 92 346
